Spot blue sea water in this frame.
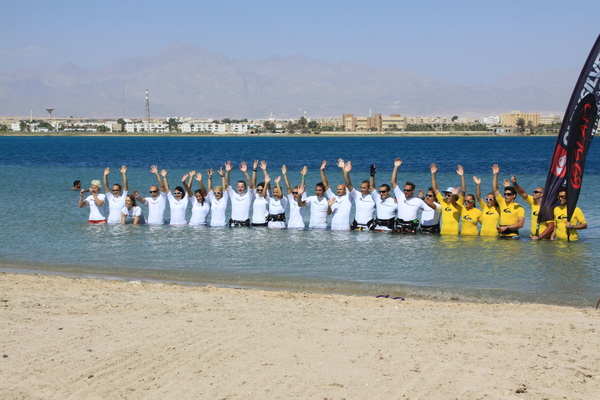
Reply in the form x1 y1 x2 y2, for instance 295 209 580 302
1 135 600 307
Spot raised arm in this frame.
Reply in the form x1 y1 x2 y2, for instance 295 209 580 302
103 167 110 193
320 160 329 191
369 164 376 191
240 161 253 189
491 164 500 196
260 161 269 191
182 171 194 197
296 185 307 207
511 174 528 200
78 189 86 208
391 158 402 189
456 165 466 196
195 172 207 196
343 160 354 191
206 169 213 192
281 165 292 194
150 165 165 192
120 165 128 191
251 160 259 189
430 163 439 195
274 176 282 198
161 169 169 193
224 161 232 188
418 188 436 210
473 176 482 201
134 190 145 204
300 165 308 191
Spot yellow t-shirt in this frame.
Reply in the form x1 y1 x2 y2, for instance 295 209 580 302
436 192 463 235
461 207 482 236
495 194 525 237
524 196 548 236
478 199 500 237
553 205 586 241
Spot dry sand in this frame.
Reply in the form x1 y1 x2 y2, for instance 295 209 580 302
1 272 599 399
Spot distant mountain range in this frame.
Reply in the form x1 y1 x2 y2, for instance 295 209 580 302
0 43 578 119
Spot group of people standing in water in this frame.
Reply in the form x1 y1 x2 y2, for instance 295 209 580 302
77 159 587 241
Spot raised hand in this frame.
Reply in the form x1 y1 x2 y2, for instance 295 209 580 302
160 169 167 177
195 172 203 181
120 165 127 174
260 160 267 170
281 165 287 175
394 158 402 168
430 163 438 174
492 164 500 175
345 160 352 172
320 160 327 170
337 158 345 169
472 176 481 185
104 167 110 176
456 165 464 176
225 161 233 172
239 161 247 172
150 165 158 174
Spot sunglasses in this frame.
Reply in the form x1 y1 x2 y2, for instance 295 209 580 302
174 192 182 195
257 189 263 192
532 190 542 194
149 190 158 193
504 193 514 196
404 189 414 192
444 193 453 197
292 192 298 195
485 198 494 201
426 194 434 198
379 190 388 193
214 192 222 195
557 195 566 199
112 189 120 192
465 199 474 203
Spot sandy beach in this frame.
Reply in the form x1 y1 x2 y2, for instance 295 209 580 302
2 272 599 399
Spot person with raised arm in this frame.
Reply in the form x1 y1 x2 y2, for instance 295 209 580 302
135 165 168 225
430 163 466 235
472 175 500 237
550 189 587 241
252 161 270 227
121 194 145 225
417 187 442 234
188 171 210 226
371 164 397 231
225 160 255 227
492 164 525 239
342 160 376 231
206 167 229 227
103 165 128 224
321 159 353 231
78 179 107 223
391 158 435 234
162 169 189 226
296 161 330 229
282 164 307 229
460 192 482 236
264 174 288 229
510 174 552 239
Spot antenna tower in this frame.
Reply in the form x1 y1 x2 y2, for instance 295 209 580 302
145 89 150 121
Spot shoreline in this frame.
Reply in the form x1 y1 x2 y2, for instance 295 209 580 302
2 271 600 398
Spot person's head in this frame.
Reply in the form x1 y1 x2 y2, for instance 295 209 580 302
442 187 455 203
403 182 416 198
194 189 205 203
257 182 265 196
125 194 136 209
90 180 102 193
485 192 497 207
464 194 476 209
359 180 370 195
291 185 300 199
173 186 186 199
425 187 436 201
315 182 325 197
532 187 544 200
73 180 81 188
336 184 346 197
557 189 567 205
112 183 123 196
214 186 223 199
379 184 391 199
504 186 517 204
272 184 282 198
149 185 160 198
237 180 247 194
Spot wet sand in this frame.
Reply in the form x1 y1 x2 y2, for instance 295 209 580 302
2 272 599 399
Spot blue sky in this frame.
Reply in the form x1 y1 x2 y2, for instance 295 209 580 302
1 0 599 85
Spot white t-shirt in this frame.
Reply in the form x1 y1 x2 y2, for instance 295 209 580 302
287 193 306 229
227 187 255 221
207 190 229 227
144 192 167 225
106 191 128 224
266 196 288 229
326 188 352 231
167 192 189 225
349 189 376 225
121 205 145 224
372 191 397 230
420 202 442 226
84 193 107 221
393 187 427 221
305 195 329 229
252 194 269 224
189 197 210 226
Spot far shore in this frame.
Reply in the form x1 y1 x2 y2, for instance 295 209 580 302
0 131 557 138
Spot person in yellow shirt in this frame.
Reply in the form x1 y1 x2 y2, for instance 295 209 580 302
551 189 587 241
492 164 524 238
430 163 466 235
510 175 553 238
472 175 500 236
460 194 482 235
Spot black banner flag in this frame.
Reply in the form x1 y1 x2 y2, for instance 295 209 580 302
538 35 600 228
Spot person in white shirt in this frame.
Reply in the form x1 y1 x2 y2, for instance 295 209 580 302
370 166 397 231
121 194 145 225
187 171 210 226
264 174 288 229
252 161 270 227
78 179 107 223
225 160 256 227
418 187 442 233
103 165 128 224
206 167 229 227
135 165 168 225
391 158 436 233
282 164 307 229
297 161 331 229
341 159 376 231
322 159 352 231
162 169 190 226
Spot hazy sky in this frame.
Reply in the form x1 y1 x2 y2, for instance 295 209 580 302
1 0 599 85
